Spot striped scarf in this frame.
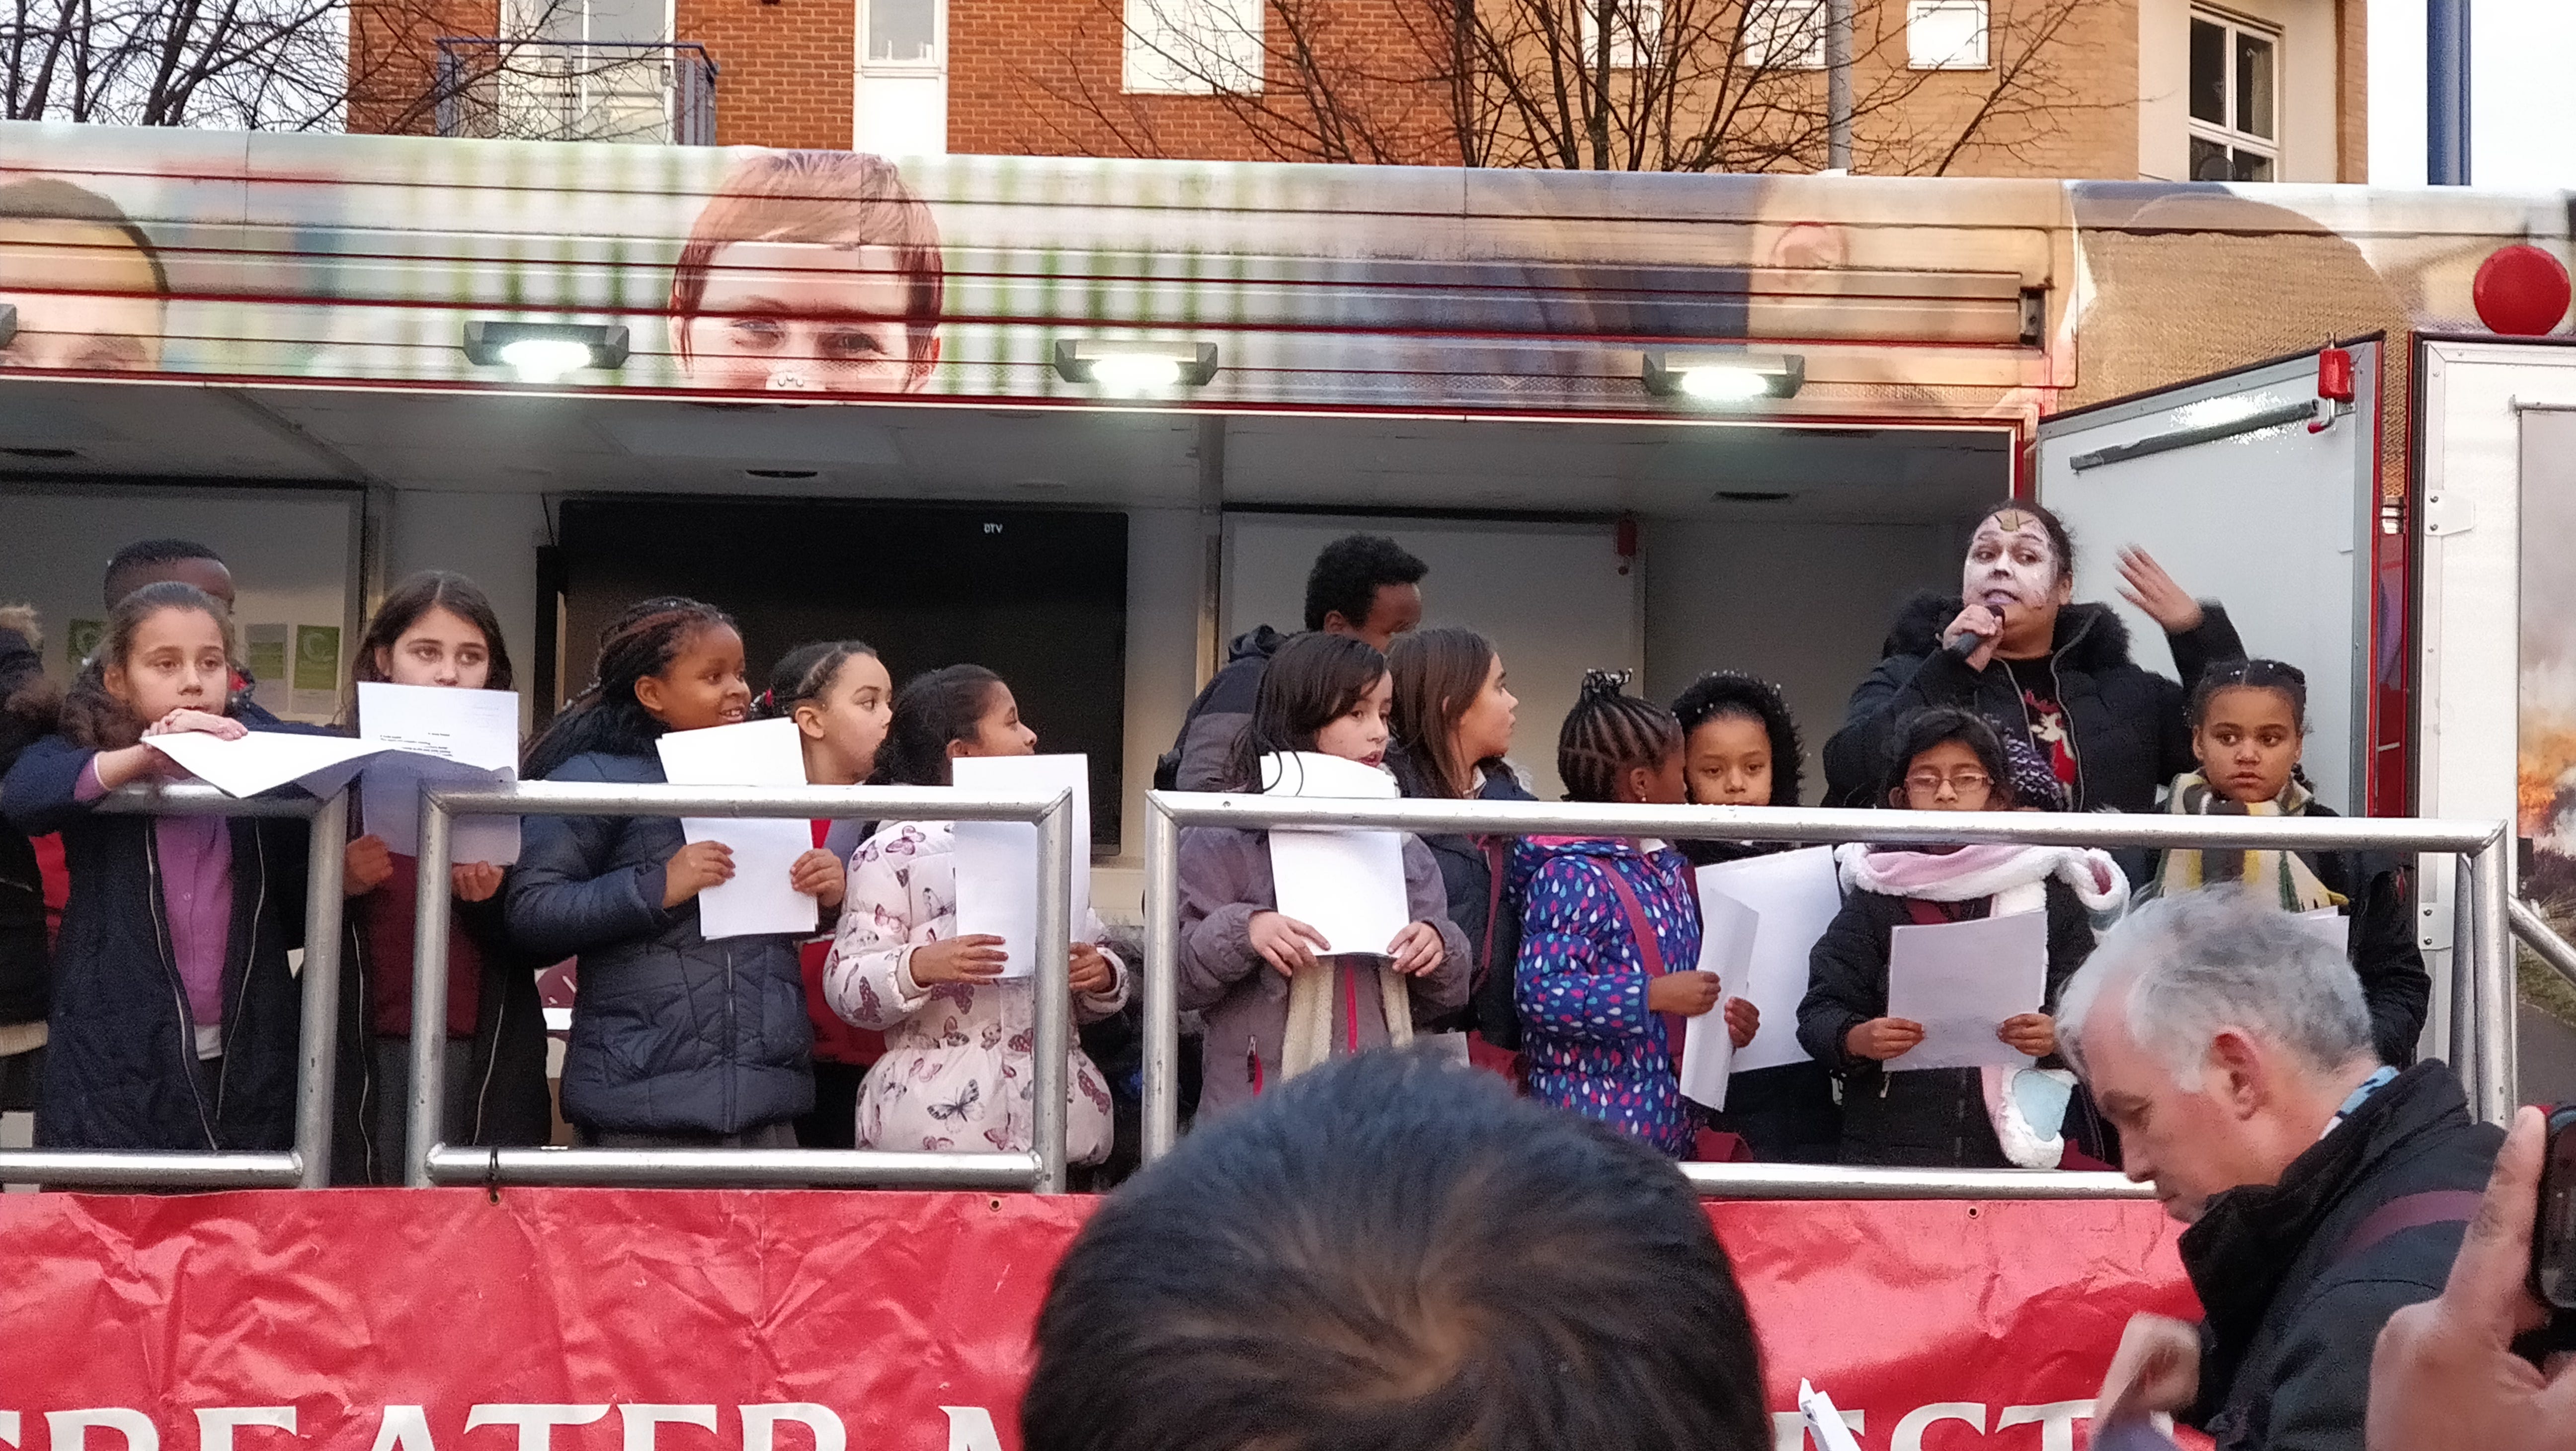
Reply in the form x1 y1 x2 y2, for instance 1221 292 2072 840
2150 772 2347 911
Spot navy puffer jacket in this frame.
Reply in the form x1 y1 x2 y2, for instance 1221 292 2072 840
505 750 812 1134
1 733 309 1150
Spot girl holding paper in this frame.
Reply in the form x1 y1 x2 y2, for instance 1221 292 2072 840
1513 672 1758 1158
508 597 821 1147
827 664 1128 1163
1669 670 1843 1164
1175 633 1468 1122
2141 658 2428 1065
1796 708 2124 1169
1 581 312 1151
333 571 549 1183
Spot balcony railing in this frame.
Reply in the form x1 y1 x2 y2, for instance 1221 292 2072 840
434 37 717 146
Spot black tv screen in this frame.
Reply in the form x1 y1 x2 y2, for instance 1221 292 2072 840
554 498 1128 848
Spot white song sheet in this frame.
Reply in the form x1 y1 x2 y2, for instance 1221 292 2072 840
1692 846 1842 1073
144 729 388 800
1884 908 2049 1072
1261 752 1408 957
2293 905 2352 953
1677 891 1758 1110
951 754 1092 980
356 682 521 864
654 718 816 941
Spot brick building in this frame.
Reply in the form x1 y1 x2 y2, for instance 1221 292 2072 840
352 0 2367 183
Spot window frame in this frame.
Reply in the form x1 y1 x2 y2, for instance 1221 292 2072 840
1740 0 1826 72
1576 0 1665 72
858 0 945 78
1122 0 1266 95
2186 6 2280 181
1906 0 1989 71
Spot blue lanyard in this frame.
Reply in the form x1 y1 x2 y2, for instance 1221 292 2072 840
2327 1065 2400 1135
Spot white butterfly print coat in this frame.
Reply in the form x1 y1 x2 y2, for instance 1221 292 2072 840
825 820 1126 1163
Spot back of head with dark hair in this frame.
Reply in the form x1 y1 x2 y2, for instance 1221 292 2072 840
880 663 1003 786
754 639 880 721
1304 533 1427 634
1023 1051 1769 1451
103 537 223 611
1222 632 1387 792
352 570 515 697
1386 626 1496 799
522 595 736 780
60 581 230 751
1880 706 2015 806
1557 669 1682 804
1670 670 1804 806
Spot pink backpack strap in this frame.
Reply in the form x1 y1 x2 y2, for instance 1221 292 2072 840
1585 860 1683 1063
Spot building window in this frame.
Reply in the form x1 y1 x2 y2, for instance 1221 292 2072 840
1123 0 1265 94
1578 0 1664 71
1907 0 1987 70
855 0 945 154
1741 0 1825 71
2188 10 2276 180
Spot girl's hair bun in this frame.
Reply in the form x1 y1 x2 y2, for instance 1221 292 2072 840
1578 668 1634 701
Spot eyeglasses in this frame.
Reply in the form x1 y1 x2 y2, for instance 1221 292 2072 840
1904 770 1993 796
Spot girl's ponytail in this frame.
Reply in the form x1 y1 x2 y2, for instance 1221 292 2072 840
1556 669 1680 805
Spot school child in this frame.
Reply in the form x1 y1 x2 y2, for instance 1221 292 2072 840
335 571 550 1182
1668 669 1842 1164
826 664 1128 1160
1385 626 1531 1050
754 640 895 1149
1796 708 2126 1169
1514 671 1758 1157
2146 657 2430 1065
505 596 823 1147
1176 632 1469 1121
0 582 311 1150
0 604 56 1122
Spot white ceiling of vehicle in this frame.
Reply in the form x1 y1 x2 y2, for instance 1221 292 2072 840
0 377 2010 522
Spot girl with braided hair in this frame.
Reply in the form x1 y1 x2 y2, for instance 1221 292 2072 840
507 597 821 1147
1513 671 1757 1157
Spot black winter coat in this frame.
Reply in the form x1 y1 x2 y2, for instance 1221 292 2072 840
2181 1063 2501 1451
1390 754 1534 1045
505 750 812 1135
1796 877 2095 1168
1158 626 1286 793
1823 596 2245 819
1 733 311 1150
0 625 53 1026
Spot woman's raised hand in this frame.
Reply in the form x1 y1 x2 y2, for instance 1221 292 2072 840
2116 546 2206 634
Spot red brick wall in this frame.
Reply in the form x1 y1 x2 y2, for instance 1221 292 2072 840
348 0 500 136
678 0 856 148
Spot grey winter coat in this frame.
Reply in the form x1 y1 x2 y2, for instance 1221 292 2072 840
1176 826 1469 1121
505 750 812 1134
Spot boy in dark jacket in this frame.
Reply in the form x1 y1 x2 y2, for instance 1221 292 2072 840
0 608 60 1113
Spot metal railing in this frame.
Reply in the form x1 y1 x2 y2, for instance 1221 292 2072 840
1140 792 2516 1199
410 781 1077 1192
0 784 347 1189
434 38 719 146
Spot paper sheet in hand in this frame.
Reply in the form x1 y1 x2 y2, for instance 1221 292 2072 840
1885 908 2049 1072
654 718 815 940
1693 846 1841 1072
1260 752 1407 957
952 754 1091 980
2293 905 2351 952
145 729 390 800
1796 1382 1865 1451
1678 891 1758 1110
356 682 521 864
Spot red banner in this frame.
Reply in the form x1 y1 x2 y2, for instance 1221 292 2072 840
0 1190 2199 1451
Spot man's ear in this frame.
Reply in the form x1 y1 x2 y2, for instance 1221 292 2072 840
2208 1030 2267 1119
1320 612 1355 637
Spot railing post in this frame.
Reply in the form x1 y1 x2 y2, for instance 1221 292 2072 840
292 789 351 1188
1142 794 1180 1165
406 792 457 1188
1032 789 1073 1195
2452 853 2478 1089
2472 834 2517 1124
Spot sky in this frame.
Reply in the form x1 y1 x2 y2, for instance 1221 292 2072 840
2370 0 2576 188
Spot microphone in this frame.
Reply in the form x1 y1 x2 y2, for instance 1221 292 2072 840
1945 594 2013 660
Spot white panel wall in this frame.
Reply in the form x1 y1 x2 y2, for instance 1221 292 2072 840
1640 517 1967 801
0 484 360 722
384 487 553 730
1220 514 1638 805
